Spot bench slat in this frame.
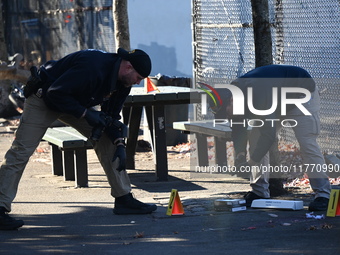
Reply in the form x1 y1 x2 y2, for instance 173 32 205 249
43 127 91 149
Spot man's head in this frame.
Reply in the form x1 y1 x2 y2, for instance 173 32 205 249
118 48 152 87
208 88 233 119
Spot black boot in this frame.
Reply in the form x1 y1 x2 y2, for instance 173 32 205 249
244 192 267 207
308 197 329 211
113 193 157 215
0 207 24 230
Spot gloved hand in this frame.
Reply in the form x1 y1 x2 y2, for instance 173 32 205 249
84 110 107 127
24 66 43 98
112 142 126 171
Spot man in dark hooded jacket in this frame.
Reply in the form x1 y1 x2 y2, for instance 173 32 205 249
0 48 157 230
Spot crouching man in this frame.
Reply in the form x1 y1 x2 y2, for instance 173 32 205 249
0 48 157 230
209 65 331 210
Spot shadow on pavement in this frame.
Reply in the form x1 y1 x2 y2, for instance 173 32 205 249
0 203 339 255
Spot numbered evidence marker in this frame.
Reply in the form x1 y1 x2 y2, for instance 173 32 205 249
145 77 160 93
166 189 184 216
326 189 340 217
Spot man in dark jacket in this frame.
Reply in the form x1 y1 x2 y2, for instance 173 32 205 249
0 48 156 230
212 65 331 211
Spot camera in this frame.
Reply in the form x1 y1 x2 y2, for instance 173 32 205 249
89 116 128 142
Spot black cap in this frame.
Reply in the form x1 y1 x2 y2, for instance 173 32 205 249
117 48 152 77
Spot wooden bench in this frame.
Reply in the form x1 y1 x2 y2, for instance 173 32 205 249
42 127 93 187
173 120 251 166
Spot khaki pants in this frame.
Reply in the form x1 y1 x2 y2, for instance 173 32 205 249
0 94 131 212
250 88 331 199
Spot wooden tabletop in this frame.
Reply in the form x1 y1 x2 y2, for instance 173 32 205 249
125 86 201 105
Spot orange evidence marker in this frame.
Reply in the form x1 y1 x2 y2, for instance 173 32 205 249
145 77 160 93
166 189 185 216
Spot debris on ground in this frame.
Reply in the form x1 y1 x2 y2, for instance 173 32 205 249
306 212 325 220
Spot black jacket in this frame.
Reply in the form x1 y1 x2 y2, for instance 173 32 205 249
39 49 130 119
230 65 315 162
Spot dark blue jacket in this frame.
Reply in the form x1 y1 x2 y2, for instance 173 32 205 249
39 49 130 120
230 65 315 162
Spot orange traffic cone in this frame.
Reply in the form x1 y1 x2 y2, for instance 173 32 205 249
166 189 185 216
145 77 160 93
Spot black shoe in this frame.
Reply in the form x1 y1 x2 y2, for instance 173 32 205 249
308 197 329 211
0 207 24 230
244 192 266 207
113 193 157 215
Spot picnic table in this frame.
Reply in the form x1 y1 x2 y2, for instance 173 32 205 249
124 86 201 181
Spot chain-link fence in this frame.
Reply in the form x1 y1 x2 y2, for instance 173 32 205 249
192 0 340 153
3 0 115 66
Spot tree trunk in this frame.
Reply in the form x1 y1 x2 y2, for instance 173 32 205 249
75 0 86 50
251 0 273 67
251 0 286 195
113 0 131 51
112 0 131 123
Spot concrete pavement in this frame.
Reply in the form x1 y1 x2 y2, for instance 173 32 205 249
0 123 339 255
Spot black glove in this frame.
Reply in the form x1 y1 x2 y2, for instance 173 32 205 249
24 66 43 98
84 110 107 127
112 143 126 171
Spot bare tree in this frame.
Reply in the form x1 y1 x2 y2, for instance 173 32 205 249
113 0 130 51
251 0 286 196
112 0 132 125
74 0 86 50
250 0 273 67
